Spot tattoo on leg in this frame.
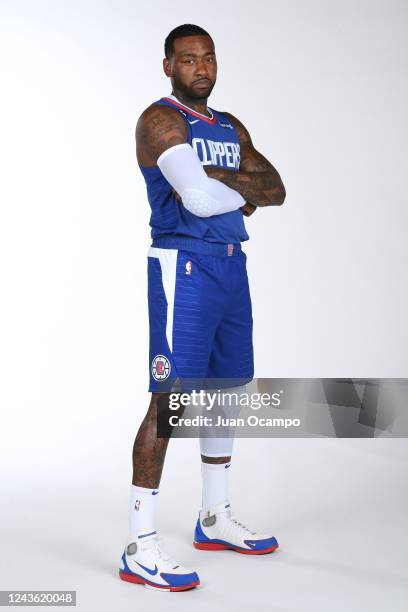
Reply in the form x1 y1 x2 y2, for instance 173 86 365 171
132 394 171 488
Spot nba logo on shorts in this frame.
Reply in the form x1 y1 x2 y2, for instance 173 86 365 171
151 354 171 381
186 260 192 275
227 244 234 256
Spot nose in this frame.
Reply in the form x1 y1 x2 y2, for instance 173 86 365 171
194 59 210 79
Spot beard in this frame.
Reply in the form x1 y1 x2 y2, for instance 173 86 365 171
171 72 215 102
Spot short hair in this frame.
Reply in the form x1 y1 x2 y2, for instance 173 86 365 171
164 24 213 58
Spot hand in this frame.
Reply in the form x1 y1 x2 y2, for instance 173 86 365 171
204 166 222 179
241 202 257 217
172 187 182 202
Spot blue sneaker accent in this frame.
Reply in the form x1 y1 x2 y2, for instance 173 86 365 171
194 517 279 552
152 490 159 495
244 536 278 550
120 549 199 589
121 551 132 574
194 518 211 543
194 518 238 548
135 562 158 576
160 571 199 587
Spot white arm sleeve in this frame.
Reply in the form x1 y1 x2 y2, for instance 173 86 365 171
157 143 245 217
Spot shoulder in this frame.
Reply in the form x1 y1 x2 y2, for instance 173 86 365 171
135 102 188 166
136 102 187 139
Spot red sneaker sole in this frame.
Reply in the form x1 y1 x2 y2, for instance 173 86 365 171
119 570 199 591
193 541 279 555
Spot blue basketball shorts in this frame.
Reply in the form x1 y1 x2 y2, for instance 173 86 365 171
147 238 254 392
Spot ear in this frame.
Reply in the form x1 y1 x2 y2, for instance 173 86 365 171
163 57 172 78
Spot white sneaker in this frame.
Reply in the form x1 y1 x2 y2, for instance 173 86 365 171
193 500 279 555
119 530 200 591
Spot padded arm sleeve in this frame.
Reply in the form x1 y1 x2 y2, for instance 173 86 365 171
157 143 245 217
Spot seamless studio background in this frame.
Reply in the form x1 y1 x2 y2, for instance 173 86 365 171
0 1 407 610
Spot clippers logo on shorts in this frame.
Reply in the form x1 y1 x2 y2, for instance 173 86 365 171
151 354 171 381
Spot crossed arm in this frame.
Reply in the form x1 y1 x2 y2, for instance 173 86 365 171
136 104 285 214
205 112 286 208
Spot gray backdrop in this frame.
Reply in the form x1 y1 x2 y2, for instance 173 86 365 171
0 1 407 610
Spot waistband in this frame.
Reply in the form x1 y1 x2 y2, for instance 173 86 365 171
151 235 243 257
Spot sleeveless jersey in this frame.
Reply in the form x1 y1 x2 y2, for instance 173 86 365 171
138 94 249 244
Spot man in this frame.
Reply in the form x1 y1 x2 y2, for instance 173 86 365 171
119 24 286 591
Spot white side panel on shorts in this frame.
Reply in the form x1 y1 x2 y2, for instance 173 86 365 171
148 247 178 352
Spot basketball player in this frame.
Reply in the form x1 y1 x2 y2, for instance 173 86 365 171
119 24 286 591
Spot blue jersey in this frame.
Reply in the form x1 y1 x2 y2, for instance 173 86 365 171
139 94 249 245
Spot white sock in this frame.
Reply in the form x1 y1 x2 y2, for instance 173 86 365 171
201 461 231 511
129 485 158 536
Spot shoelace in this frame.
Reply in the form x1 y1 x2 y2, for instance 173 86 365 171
141 536 177 567
219 511 256 541
230 517 256 535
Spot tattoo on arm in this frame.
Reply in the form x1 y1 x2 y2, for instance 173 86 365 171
206 112 286 207
136 105 188 167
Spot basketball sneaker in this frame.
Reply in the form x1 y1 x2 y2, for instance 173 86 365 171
193 500 279 555
119 530 200 591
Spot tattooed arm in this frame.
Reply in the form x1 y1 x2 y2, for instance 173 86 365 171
205 112 286 207
136 104 188 166
136 104 250 216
